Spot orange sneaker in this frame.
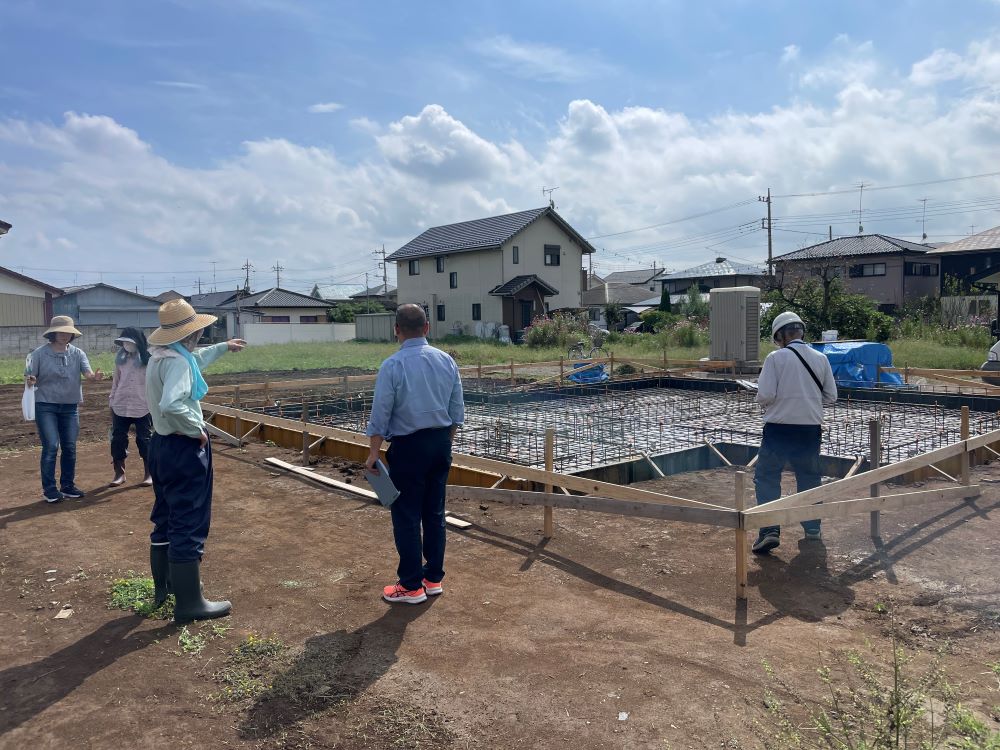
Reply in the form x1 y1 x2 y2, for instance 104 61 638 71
382 583 427 604
422 579 443 596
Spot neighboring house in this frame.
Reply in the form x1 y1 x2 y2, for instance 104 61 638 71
310 283 366 302
581 282 660 329
389 206 596 339
602 268 666 293
660 258 767 297
155 289 186 303
54 283 162 328
214 287 333 337
0 265 62 326
925 224 1000 288
773 235 937 311
349 283 397 310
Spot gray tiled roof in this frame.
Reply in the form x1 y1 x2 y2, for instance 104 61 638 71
218 288 331 309
349 283 397 298
603 269 665 285
387 207 596 261
775 234 932 262
61 282 161 302
488 274 559 297
191 291 240 309
662 258 767 280
582 282 661 306
926 225 1000 254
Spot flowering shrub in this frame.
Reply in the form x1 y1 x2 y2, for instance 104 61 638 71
658 320 709 348
523 311 590 349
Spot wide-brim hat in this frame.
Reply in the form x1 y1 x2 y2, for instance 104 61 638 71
149 299 218 345
43 315 82 338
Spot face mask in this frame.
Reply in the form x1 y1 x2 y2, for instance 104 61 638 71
122 342 137 353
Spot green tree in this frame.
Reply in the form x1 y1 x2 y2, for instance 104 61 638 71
603 301 626 330
658 286 672 313
327 302 386 323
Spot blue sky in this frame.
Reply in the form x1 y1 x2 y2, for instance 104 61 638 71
2 0 1000 294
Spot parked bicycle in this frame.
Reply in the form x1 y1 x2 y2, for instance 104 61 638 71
567 339 609 360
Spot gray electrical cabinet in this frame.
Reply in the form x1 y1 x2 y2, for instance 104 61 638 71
709 286 761 369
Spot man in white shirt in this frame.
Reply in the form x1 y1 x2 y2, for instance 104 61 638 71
752 311 838 554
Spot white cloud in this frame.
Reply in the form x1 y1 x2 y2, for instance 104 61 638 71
781 44 800 64
4 34 1000 291
307 101 344 114
152 80 208 91
910 37 1000 87
472 35 614 83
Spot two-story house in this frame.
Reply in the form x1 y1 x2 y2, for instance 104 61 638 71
388 206 596 340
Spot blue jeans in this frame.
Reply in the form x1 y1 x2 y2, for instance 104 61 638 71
753 422 822 537
35 402 80 494
386 427 452 591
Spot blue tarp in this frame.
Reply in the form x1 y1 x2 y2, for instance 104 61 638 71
809 341 903 388
567 362 609 384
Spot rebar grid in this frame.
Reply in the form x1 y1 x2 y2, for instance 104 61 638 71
240 383 998 473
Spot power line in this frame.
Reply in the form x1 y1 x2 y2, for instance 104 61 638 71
586 199 757 240
772 170 1000 199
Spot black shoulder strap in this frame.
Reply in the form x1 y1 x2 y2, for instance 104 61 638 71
786 343 824 393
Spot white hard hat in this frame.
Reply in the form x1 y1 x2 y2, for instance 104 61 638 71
771 310 805 339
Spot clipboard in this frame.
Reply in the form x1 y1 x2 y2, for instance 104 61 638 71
365 459 401 507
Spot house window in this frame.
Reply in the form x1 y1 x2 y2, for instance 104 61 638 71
408 259 420 275
260 315 290 323
848 263 886 278
904 262 939 277
436 304 445 321
436 257 445 273
472 303 481 321
512 245 519 264
449 271 458 289
544 244 561 266
299 315 320 323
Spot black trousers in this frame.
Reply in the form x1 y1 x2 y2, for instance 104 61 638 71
110 411 152 463
148 433 213 562
753 422 822 537
386 427 453 591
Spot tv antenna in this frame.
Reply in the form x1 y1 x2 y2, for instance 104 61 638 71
542 186 559 208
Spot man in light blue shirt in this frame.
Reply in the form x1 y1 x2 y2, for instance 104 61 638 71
366 304 464 604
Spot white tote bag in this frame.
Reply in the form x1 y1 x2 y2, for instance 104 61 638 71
22 385 36 421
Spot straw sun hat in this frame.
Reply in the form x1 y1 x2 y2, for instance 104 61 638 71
43 315 82 338
148 299 218 346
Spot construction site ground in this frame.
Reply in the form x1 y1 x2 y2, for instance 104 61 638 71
1 374 999 750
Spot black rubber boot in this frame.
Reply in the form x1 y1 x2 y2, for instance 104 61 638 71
170 560 231 624
149 545 171 607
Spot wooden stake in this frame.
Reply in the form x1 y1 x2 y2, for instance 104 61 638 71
234 386 243 447
961 405 970 485
510 359 515 387
734 471 748 600
559 357 564 389
263 376 271 406
302 396 310 465
640 451 665 478
543 428 555 538
609 351 615 377
477 361 482 380
704 439 733 467
869 418 880 538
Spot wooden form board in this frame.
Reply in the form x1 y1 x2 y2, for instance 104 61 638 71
745 485 981 529
266 457 378 500
446 486 738 528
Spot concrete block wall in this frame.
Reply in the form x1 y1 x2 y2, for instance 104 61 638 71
0 325 134 357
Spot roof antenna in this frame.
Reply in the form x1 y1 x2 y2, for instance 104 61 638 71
542 186 559 209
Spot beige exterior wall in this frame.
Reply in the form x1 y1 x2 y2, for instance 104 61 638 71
0 274 49 298
0 293 47 325
394 214 587 337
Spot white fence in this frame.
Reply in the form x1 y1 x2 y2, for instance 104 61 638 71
241 322 354 346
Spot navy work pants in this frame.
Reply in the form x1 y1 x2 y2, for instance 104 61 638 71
753 422 822 537
35 402 80 494
148 432 213 562
110 411 152 463
386 426 452 591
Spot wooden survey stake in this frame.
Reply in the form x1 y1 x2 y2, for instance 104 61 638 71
734 471 748 600
869 418 880 538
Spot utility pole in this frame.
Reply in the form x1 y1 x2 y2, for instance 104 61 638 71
272 261 284 288
364 271 371 313
373 245 389 300
918 198 928 241
197 278 202 294
241 259 254 294
211 261 218 292
855 182 869 234
759 188 773 276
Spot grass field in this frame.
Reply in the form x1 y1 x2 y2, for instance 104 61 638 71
0 336 987 385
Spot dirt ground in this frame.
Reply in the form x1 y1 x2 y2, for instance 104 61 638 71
1 377 999 750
